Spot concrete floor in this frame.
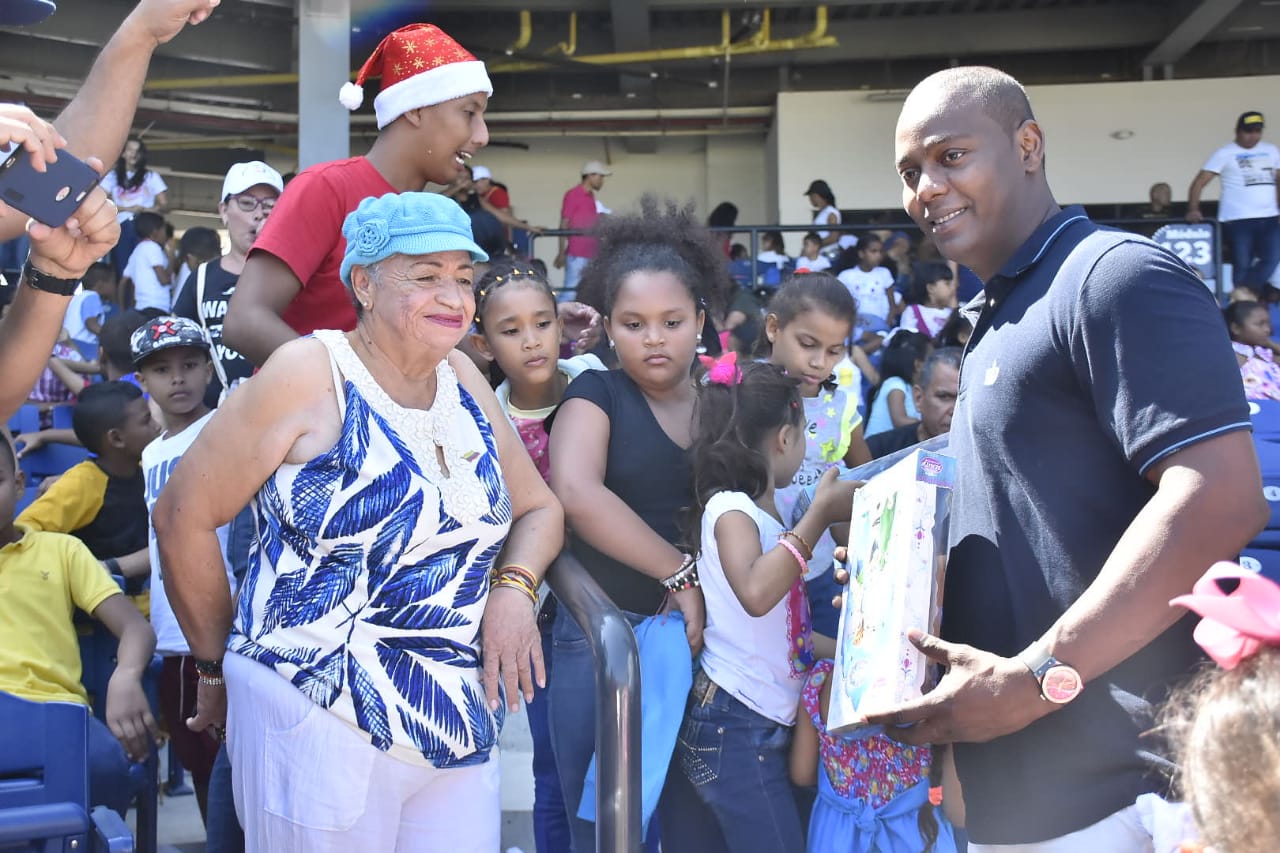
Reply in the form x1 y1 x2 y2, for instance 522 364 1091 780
146 704 538 853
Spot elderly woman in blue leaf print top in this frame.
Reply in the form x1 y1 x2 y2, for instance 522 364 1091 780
153 192 563 851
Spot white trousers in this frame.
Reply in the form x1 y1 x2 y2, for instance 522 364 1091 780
225 652 501 853
969 794 1195 853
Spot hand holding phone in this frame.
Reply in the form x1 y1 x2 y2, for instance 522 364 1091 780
0 146 102 228
24 157 121 282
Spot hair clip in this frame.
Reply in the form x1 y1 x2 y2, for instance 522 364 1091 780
697 351 742 386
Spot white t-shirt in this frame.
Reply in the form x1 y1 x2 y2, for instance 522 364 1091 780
866 376 921 437
899 304 954 338
838 265 897 323
100 169 168 222
1202 141 1279 222
63 287 104 346
812 205 858 251
757 250 790 269
143 410 237 656
793 254 831 273
697 490 802 725
125 240 171 311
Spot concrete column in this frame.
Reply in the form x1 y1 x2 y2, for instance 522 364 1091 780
298 0 350 169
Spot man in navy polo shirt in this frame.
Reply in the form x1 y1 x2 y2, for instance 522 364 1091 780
863 66 1268 850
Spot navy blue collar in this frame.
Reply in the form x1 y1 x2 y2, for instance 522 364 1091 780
990 205 1090 282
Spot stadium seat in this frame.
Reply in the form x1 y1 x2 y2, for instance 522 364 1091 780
6 403 41 436
0 691 135 852
77 625 161 853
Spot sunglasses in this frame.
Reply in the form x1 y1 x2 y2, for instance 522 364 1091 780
228 194 277 213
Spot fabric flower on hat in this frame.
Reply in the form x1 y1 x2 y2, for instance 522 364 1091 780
353 218 391 257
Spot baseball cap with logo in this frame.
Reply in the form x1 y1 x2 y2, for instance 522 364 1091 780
581 160 613 177
1238 111 1265 131
221 161 285 202
130 316 211 366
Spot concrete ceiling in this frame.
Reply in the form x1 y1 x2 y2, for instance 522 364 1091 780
0 0 1276 172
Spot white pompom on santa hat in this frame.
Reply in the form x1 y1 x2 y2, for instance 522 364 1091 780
338 23 493 131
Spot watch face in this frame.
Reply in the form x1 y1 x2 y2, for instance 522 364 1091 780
1042 665 1083 704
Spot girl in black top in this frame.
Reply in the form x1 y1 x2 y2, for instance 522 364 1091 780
546 196 729 852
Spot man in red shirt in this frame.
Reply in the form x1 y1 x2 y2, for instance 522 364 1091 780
222 23 493 367
553 160 612 298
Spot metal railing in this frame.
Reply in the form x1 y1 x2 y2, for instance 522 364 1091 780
544 550 642 853
532 215 1226 302
532 222 880 301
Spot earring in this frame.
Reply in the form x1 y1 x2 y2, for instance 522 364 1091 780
608 338 615 349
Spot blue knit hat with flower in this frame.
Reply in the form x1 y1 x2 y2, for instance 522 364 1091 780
339 192 489 288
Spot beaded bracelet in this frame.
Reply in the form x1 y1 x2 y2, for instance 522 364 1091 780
778 530 814 562
777 537 809 576
661 555 699 592
196 673 225 688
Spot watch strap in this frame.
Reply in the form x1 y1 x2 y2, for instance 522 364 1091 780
193 657 224 677
1017 643 1055 679
22 258 79 296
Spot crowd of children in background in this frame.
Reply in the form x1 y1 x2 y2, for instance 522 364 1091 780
5 157 1279 853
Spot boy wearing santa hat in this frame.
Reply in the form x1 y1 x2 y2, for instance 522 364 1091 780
222 23 492 367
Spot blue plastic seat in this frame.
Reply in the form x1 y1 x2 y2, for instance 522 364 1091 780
6 403 41 436
77 623 161 853
0 691 134 852
19 442 90 482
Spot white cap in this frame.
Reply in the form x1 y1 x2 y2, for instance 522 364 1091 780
221 161 285 201
581 160 613 177
470 165 492 181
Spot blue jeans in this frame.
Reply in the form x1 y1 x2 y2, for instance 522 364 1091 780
662 670 804 853
1225 216 1280 288
205 744 244 853
548 606 662 853
561 254 590 302
88 714 139 817
528 600 571 853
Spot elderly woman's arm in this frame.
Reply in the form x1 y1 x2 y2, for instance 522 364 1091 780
450 351 565 712
152 338 340 730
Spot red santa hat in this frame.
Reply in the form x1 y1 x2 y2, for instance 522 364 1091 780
338 24 493 131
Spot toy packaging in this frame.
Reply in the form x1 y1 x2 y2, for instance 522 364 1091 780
828 448 956 735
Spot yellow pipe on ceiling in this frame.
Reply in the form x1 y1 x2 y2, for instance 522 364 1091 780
507 10 532 54
141 6 835 90
545 11 577 57
144 72 302 91
487 6 836 74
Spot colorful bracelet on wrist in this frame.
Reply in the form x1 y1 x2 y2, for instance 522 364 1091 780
777 537 809 576
496 564 539 592
490 565 540 607
493 576 538 606
661 554 700 592
778 530 814 562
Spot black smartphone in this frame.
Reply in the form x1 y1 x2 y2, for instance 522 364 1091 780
0 147 102 227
